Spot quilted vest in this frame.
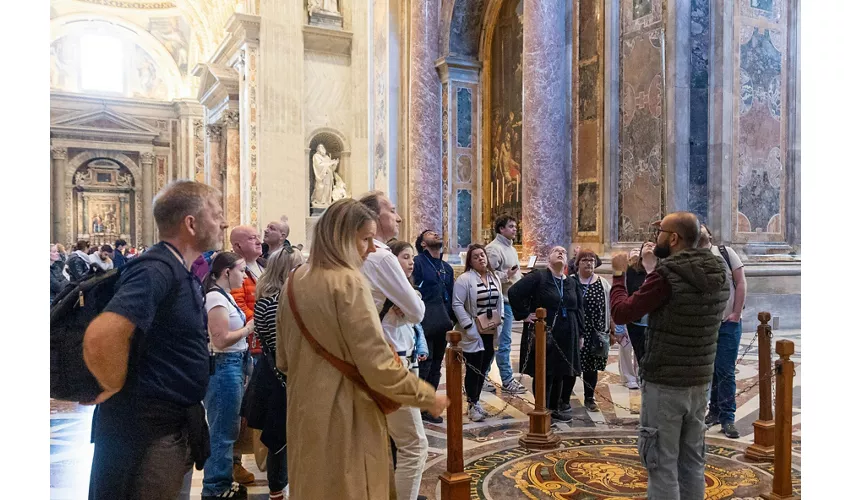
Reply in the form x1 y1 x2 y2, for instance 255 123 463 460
641 248 730 387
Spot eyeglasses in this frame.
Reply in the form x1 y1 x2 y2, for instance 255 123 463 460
579 258 595 263
654 227 680 239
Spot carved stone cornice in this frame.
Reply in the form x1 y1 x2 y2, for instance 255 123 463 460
206 124 222 141
222 110 239 129
139 152 156 165
51 147 68 160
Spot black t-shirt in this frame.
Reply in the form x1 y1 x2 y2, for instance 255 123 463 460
103 242 209 407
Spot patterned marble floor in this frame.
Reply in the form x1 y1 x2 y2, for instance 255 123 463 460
50 326 802 499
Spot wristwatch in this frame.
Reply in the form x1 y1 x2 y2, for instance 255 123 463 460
613 271 624 277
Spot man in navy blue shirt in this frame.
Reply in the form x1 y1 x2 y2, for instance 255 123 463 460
413 229 456 424
84 180 227 500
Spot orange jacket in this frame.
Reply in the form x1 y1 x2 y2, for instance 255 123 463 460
231 273 258 321
231 266 263 353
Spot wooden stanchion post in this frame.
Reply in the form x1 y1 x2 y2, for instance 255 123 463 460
519 308 561 450
763 340 799 500
745 312 775 461
439 330 471 499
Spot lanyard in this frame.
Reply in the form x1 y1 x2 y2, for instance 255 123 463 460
160 241 187 268
580 273 594 299
552 273 564 301
425 255 449 302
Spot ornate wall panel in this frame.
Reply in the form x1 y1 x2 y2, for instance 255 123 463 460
485 0 524 243
618 0 666 242
452 85 477 250
441 82 450 247
572 0 604 241
688 0 710 222
733 0 787 241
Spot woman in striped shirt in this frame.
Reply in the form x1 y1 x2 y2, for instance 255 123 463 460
246 245 304 500
452 244 504 422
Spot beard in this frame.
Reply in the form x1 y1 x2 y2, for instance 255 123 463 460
653 242 671 259
426 240 443 250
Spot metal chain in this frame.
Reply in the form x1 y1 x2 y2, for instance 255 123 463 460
446 322 782 429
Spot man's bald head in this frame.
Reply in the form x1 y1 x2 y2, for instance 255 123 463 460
230 225 263 261
658 212 701 252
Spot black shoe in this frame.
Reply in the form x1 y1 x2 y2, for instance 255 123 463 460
421 411 444 424
418 496 428 500
585 398 599 412
202 482 247 500
721 422 740 439
705 413 720 426
551 410 573 423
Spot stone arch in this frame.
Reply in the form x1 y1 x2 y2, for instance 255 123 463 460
66 150 142 186
439 0 490 59
50 13 185 99
305 127 350 153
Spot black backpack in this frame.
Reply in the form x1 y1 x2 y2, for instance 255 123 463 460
50 252 177 402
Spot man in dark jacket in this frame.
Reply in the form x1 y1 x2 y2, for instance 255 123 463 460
412 229 456 424
609 212 729 500
113 239 128 269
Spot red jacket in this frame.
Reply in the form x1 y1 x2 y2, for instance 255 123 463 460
231 266 263 353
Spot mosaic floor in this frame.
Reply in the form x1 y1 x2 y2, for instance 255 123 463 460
50 327 802 499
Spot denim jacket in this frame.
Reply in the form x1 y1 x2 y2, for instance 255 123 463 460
413 323 429 359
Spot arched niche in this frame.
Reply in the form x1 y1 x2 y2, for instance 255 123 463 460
50 13 186 99
66 151 142 246
305 128 351 215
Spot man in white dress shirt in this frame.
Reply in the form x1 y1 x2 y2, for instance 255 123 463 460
359 191 431 500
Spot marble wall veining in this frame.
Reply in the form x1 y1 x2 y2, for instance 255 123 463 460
521 0 568 258
457 189 472 248
688 0 710 222
618 0 666 243
408 0 443 236
573 0 604 242
733 0 786 240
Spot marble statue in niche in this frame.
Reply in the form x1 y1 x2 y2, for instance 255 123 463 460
307 0 342 29
311 144 340 210
308 0 339 15
332 171 348 202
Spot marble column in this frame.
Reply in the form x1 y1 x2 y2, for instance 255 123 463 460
140 152 155 245
407 0 442 235
521 0 569 258
52 147 68 244
223 111 241 230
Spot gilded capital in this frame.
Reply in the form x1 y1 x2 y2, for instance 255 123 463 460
51 147 68 160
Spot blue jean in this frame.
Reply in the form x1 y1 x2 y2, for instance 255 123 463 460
709 320 743 424
639 381 709 500
267 446 289 492
486 302 515 385
202 351 245 496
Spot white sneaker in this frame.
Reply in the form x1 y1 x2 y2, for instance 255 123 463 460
483 379 497 392
502 379 528 394
625 380 639 390
468 402 487 422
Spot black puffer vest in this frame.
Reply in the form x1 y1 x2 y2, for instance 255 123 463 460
641 248 730 387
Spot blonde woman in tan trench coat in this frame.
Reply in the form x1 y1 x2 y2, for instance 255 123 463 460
276 199 449 500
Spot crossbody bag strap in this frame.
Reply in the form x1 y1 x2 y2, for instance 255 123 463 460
285 274 373 392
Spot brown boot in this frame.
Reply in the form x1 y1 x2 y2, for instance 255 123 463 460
233 462 255 484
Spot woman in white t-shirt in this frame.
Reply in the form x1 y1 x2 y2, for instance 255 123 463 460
201 252 255 499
